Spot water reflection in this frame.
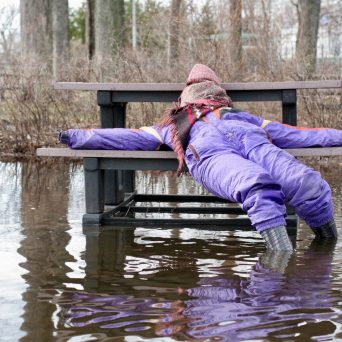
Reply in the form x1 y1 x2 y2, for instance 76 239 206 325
55 228 341 341
0 161 340 341
18 161 74 341
178 241 338 341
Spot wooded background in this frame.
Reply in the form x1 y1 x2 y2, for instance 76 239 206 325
15 0 338 78
0 0 341 155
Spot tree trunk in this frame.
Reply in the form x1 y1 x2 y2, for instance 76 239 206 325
94 0 124 62
20 0 52 59
95 0 114 61
168 0 182 68
296 0 321 76
86 0 95 60
229 0 242 81
113 0 125 49
52 0 69 79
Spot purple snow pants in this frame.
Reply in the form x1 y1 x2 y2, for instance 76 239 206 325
185 119 333 233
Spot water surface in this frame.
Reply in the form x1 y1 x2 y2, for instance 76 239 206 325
0 160 341 341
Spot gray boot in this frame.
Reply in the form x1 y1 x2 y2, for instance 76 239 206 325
261 226 294 251
311 219 338 239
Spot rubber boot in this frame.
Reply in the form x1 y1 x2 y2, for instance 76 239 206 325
261 226 294 251
311 219 338 239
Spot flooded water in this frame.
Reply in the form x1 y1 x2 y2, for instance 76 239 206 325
0 160 341 341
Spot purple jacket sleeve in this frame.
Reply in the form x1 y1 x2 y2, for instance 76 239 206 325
65 127 162 150
264 122 342 148
221 110 342 148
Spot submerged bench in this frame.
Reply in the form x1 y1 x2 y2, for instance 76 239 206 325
37 80 342 228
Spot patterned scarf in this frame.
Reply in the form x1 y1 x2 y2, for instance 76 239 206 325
159 81 232 174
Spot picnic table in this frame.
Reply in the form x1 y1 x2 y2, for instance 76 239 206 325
37 80 342 228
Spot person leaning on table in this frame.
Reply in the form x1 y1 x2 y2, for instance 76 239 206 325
58 64 342 251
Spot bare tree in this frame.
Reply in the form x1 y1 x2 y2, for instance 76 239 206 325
95 0 114 61
168 0 182 68
295 0 321 76
229 0 242 81
94 0 124 62
86 0 95 60
20 0 52 59
113 0 125 48
52 0 69 79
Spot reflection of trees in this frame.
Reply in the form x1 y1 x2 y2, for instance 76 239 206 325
18 160 73 341
0 163 21 224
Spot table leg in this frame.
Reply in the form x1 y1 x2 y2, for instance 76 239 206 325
282 89 297 126
97 91 135 204
83 157 104 225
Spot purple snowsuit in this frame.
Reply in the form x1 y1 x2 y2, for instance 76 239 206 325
64 109 342 233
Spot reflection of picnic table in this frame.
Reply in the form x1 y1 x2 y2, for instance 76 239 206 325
37 80 342 228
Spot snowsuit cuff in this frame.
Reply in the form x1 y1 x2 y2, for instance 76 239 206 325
255 216 287 233
309 215 335 229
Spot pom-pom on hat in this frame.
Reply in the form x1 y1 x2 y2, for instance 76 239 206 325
186 64 221 85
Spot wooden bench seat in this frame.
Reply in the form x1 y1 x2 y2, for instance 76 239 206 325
37 146 342 162
55 80 341 91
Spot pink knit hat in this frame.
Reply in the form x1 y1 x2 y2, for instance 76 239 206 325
186 64 221 85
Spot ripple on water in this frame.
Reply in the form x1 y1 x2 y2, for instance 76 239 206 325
52 228 342 341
